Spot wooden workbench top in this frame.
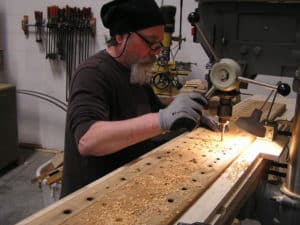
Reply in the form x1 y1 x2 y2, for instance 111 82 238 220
16 97 288 225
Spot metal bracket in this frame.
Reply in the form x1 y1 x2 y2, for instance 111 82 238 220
264 122 278 141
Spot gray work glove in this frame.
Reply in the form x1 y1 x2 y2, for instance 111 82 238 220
159 93 207 131
199 111 219 132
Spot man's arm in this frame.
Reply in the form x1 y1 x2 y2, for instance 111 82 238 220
78 113 162 156
78 92 216 157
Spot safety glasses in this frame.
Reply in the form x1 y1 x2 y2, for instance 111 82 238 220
133 32 162 51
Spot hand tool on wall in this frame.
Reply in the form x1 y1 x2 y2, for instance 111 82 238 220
21 14 45 41
21 16 29 36
34 11 43 43
46 5 59 59
22 5 96 101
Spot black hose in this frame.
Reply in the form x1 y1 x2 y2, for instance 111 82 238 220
17 91 67 112
18 89 67 107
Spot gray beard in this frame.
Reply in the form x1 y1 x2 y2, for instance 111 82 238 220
130 56 156 85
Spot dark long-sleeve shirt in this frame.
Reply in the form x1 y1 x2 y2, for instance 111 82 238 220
61 50 164 197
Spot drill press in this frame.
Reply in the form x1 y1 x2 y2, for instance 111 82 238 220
188 11 291 141
189 0 300 224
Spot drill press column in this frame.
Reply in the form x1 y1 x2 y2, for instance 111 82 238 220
285 75 300 196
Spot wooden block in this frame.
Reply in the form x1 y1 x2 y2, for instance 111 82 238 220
51 152 64 169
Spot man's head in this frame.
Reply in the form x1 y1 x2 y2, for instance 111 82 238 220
101 0 165 72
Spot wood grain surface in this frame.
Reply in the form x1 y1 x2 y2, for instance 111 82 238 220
16 99 286 225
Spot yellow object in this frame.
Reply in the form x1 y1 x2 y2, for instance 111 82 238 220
150 61 189 96
148 7 192 96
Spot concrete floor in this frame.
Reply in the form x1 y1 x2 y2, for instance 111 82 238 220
0 148 54 225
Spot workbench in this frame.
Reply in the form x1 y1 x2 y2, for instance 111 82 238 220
16 96 295 225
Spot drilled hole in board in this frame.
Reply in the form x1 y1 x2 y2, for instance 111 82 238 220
86 197 94 201
63 209 72 215
120 177 126 181
208 164 213 167
181 187 188 191
146 162 152 166
216 158 220 160
202 154 206 157
167 198 174 203
192 179 197 182
190 158 197 164
105 186 110 189
116 217 123 222
167 151 171 154
157 156 162 159
201 171 206 174
102 203 107 207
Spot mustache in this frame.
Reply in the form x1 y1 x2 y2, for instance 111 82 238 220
137 55 156 65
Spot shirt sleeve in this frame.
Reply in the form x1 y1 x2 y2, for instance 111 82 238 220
143 84 165 112
68 66 111 144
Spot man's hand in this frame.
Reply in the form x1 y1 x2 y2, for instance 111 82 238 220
199 111 219 131
159 93 207 131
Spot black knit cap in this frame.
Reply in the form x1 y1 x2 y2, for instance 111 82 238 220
101 0 164 36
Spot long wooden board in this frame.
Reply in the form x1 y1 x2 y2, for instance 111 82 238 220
176 96 294 225
16 99 286 225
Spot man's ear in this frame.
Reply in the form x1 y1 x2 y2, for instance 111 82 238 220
115 33 129 45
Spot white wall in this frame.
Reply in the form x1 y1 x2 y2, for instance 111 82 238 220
0 0 110 149
0 0 296 150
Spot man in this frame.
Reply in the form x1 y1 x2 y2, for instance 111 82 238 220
61 0 216 197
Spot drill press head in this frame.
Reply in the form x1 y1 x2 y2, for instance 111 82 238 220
208 59 242 125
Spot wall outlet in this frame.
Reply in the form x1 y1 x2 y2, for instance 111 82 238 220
0 50 3 71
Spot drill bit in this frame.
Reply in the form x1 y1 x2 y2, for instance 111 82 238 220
220 120 229 142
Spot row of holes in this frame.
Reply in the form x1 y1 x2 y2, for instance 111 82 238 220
62 185 190 215
63 145 203 215
62 144 220 216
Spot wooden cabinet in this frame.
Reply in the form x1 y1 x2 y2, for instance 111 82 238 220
0 83 18 169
